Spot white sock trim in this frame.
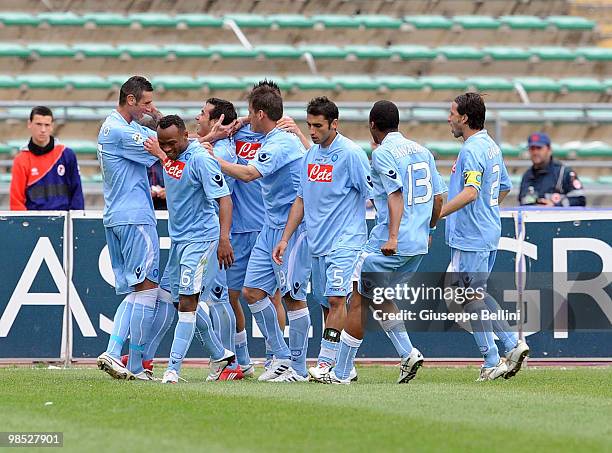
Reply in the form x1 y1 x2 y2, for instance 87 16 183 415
287 307 309 321
157 288 173 304
133 287 158 308
178 311 197 323
235 329 247 345
125 292 136 304
340 330 362 348
249 297 271 313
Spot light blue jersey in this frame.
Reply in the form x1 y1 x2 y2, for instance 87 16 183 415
97 110 158 227
212 137 237 196
297 133 372 256
445 130 512 252
369 132 447 256
232 125 266 233
163 139 230 243
249 128 306 228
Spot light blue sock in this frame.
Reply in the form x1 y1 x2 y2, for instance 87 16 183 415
195 304 225 361
465 299 500 368
209 301 236 353
381 319 413 359
288 308 310 377
143 291 175 361
318 338 339 366
248 297 290 360
334 331 362 380
127 288 157 374
235 329 251 367
105 293 134 358
168 311 196 373
265 341 274 362
483 293 518 353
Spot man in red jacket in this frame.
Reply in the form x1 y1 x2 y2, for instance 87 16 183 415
10 106 84 210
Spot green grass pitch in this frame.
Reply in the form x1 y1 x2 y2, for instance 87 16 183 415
1 366 611 452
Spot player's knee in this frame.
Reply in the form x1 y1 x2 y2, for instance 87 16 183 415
327 296 346 309
178 295 198 312
241 287 260 305
284 297 306 312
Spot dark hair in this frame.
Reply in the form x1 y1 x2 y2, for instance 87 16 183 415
253 79 281 95
206 98 237 125
248 85 283 122
119 76 153 106
158 114 186 132
454 92 486 130
369 100 399 132
307 97 338 125
29 106 53 121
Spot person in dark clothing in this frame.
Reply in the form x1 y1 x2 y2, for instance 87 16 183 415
148 160 167 210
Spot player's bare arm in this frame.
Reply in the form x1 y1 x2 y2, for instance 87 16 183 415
272 196 305 265
216 194 234 269
381 189 403 256
217 158 262 182
499 189 510 204
439 186 478 218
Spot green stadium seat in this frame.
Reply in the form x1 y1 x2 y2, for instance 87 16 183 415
496 109 543 122
118 44 168 58
175 14 223 28
283 107 306 120
425 141 461 156
0 12 41 26
575 47 612 61
240 75 291 91
81 13 131 27
339 108 367 122
62 75 113 89
529 46 576 61
376 75 424 90
0 43 30 58
0 75 19 88
560 78 606 92
541 109 585 121
509 175 522 185
64 140 98 153
597 175 612 184
197 75 245 90
223 14 272 28
354 140 372 156
605 79 612 90
38 12 86 26
128 13 177 28
298 44 347 59
578 144 612 158
453 15 500 29
152 75 202 90
586 109 612 122
358 15 402 29
107 75 132 86
16 74 65 89
331 75 379 90
344 45 392 59
285 75 337 90
466 76 514 91
85 174 104 183
255 44 302 59
403 15 453 29
420 76 468 90
514 77 561 92
0 173 12 182
268 14 314 28
411 109 448 122
73 43 122 58
65 107 99 118
546 16 595 30
388 45 437 60
578 176 595 184
549 143 573 159
5 107 33 118
209 44 257 58
8 139 28 150
28 43 76 57
436 46 484 60
499 15 547 30
311 15 360 28
0 143 12 154
483 46 530 60
165 44 212 58
500 143 522 158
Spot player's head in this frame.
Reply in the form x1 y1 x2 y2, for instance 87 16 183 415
253 79 282 95
449 92 485 139
118 76 154 121
157 114 189 160
247 85 283 134
369 100 399 145
27 106 54 147
195 98 237 138
527 132 552 167
306 96 339 146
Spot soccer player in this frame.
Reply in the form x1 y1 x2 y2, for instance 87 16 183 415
441 92 529 381
272 97 372 382
96 76 166 380
330 100 446 384
143 115 235 384
213 83 311 382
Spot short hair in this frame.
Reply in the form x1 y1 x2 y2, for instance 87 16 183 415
158 114 186 132
119 76 153 106
247 85 283 122
454 92 486 130
253 79 281 95
206 98 237 125
29 106 53 121
369 100 399 132
307 97 338 125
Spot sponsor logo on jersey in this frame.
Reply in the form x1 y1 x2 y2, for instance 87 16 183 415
212 174 224 187
307 164 333 182
57 164 65 176
163 158 185 180
132 132 145 144
235 140 261 160
386 169 398 179
31 167 39 176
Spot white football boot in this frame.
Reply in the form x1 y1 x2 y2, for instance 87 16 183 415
397 348 424 384
207 349 236 381
308 362 333 383
161 369 179 384
258 358 292 382
270 367 309 382
96 352 132 380
504 340 530 379
477 360 509 381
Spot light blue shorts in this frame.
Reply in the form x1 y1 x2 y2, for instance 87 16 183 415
226 231 260 291
105 224 160 295
449 248 497 291
208 269 229 303
311 248 361 308
166 240 219 302
243 224 311 301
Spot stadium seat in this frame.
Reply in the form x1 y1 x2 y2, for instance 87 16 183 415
586 110 612 122
357 15 402 29
128 13 178 28
240 75 291 91
452 15 501 29
576 47 612 61
0 43 30 58
344 45 392 59
499 15 547 30
389 45 437 60
465 76 514 91
376 75 424 90
117 44 168 58
560 78 606 93
81 13 132 27
197 75 245 90
578 143 612 158
540 109 585 121
0 143 12 154
152 75 203 90
28 43 76 57
530 46 576 61
420 76 468 90
437 46 485 60
299 44 348 59
165 44 212 58
63 75 113 89
255 44 303 59
38 12 87 26
175 14 224 28
483 46 531 60
16 74 65 89
0 75 19 88
0 173 11 183
285 75 337 90
268 14 314 28
0 12 41 26
425 141 461 157
411 108 448 122
64 140 98 153
331 75 379 90
223 14 272 28
546 16 595 30
311 15 360 28
73 43 122 58
513 77 561 92
209 44 258 58
403 15 453 29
